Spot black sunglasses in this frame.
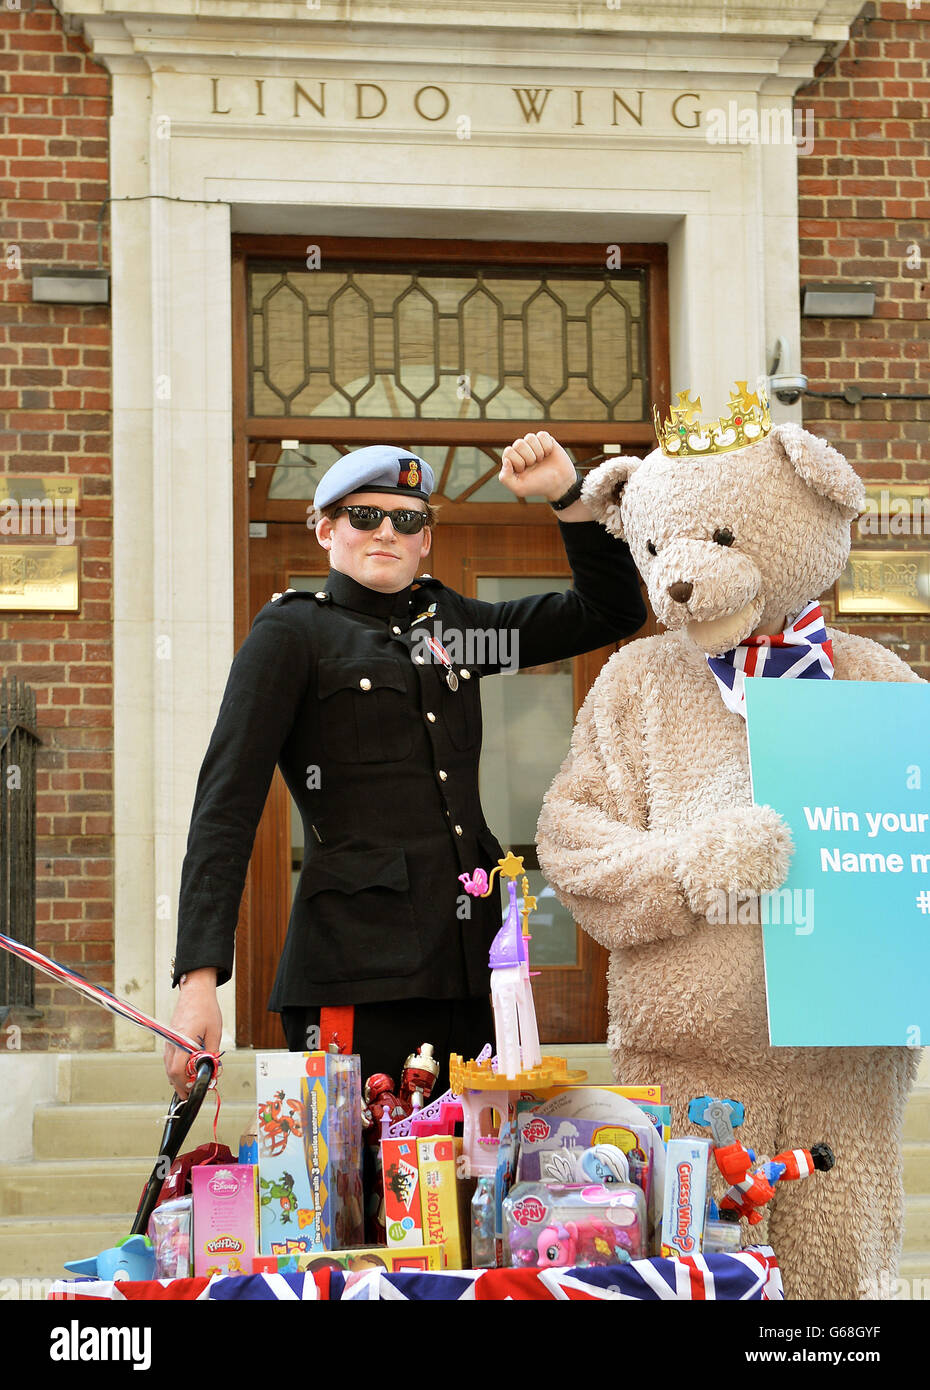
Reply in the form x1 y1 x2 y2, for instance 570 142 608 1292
332 504 429 535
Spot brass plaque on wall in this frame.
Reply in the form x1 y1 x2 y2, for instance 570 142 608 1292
835 549 930 616
0 546 79 611
0 476 80 505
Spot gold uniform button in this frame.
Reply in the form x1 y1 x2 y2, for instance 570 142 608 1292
426 711 436 723
438 770 448 781
359 677 372 691
392 625 402 635
415 654 425 664
315 591 327 600
460 668 471 680
454 824 463 836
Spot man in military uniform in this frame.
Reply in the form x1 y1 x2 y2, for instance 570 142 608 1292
164 432 645 1098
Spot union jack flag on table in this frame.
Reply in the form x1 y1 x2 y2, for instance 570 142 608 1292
48 1248 782 1302
707 600 834 718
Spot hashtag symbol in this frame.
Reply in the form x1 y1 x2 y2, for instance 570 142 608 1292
917 891 930 915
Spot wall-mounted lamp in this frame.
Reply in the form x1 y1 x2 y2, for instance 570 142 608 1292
801 282 876 317
31 269 109 305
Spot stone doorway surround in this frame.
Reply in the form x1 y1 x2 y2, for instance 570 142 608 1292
46 0 865 1057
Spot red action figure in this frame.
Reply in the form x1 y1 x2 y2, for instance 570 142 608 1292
689 1096 835 1226
398 1043 440 1115
361 1073 406 1146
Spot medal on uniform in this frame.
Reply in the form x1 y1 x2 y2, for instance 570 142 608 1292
423 633 459 690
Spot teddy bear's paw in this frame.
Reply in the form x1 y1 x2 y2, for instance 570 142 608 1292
676 804 794 914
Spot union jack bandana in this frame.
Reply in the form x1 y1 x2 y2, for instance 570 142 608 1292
706 599 834 719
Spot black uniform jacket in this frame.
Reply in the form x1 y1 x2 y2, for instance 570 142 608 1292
172 519 645 1010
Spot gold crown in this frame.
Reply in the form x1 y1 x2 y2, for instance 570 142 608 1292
652 381 772 458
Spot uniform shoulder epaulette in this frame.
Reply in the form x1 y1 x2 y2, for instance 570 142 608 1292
271 588 331 605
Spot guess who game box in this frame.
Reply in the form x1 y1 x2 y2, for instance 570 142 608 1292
256 1050 363 1255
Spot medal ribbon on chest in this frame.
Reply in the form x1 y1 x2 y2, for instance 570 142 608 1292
422 632 459 691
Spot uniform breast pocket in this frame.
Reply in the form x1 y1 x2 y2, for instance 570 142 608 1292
295 847 422 983
317 657 413 763
439 680 482 751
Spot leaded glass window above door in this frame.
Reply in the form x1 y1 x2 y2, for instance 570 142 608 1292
248 262 648 422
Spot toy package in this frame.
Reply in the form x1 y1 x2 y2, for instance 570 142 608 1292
503 1181 646 1269
471 1175 496 1268
520 1087 667 1251
516 1113 653 1203
191 1165 259 1277
525 1083 664 1107
255 1050 363 1255
148 1195 192 1278
300 1051 364 1251
637 1104 672 1144
381 1135 425 1248
252 1244 442 1274
660 1137 712 1258
417 1135 472 1270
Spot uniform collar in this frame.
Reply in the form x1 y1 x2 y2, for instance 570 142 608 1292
324 568 415 619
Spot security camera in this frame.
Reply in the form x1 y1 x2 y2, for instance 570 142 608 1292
768 374 808 405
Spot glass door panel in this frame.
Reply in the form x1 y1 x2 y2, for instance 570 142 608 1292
476 575 579 967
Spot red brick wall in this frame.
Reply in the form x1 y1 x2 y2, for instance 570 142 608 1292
798 0 930 678
0 0 113 1049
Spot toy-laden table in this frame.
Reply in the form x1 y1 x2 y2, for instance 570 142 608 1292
48 1246 782 1301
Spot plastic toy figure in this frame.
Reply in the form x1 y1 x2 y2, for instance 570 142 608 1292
688 1095 835 1226
64 1234 156 1282
258 1089 305 1157
361 1073 405 1145
579 1144 630 1187
535 1219 633 1269
398 1043 440 1114
362 1072 408 1244
460 851 541 1079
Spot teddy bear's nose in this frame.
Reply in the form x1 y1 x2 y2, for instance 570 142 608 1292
668 581 694 604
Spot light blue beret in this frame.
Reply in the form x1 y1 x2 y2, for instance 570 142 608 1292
314 445 435 509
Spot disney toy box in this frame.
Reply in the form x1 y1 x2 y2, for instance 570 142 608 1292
191 1165 259 1277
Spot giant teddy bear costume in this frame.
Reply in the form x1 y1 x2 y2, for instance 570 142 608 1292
536 387 924 1301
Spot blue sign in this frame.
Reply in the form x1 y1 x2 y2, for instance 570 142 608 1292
744 678 930 1046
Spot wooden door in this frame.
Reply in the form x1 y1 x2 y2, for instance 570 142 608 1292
229 236 667 1046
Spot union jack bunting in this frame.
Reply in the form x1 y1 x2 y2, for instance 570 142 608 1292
329 1247 783 1300
49 1248 782 1302
706 600 834 718
48 1272 327 1301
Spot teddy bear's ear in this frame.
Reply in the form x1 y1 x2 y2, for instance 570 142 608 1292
580 456 642 538
770 422 865 521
